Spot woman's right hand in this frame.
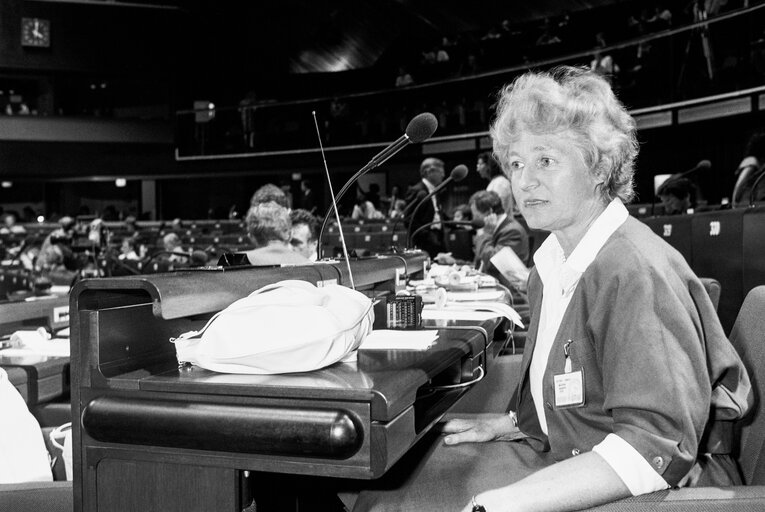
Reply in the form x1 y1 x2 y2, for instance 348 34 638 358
441 414 522 445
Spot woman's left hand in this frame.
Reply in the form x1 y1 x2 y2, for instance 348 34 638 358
459 489 505 512
442 414 519 445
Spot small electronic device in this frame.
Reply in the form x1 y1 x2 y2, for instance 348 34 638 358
382 295 423 330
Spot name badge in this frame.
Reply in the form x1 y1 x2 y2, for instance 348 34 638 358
553 368 585 408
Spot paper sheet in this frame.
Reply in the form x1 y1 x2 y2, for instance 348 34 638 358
3 330 71 357
447 290 506 302
421 307 499 321
489 247 530 287
424 301 523 328
359 329 438 350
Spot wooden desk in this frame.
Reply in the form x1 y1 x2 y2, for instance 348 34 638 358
0 295 71 405
0 352 70 405
70 254 510 511
0 294 69 336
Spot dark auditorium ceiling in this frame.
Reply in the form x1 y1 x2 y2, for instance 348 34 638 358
185 0 630 74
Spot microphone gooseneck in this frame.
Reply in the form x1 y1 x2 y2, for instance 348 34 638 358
409 220 477 243
748 168 765 207
317 112 438 259
405 164 469 248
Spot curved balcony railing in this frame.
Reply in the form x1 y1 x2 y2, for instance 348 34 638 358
175 3 765 159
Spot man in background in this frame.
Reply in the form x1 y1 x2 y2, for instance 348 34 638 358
298 180 318 214
290 208 319 261
657 177 694 215
243 202 311 266
470 190 529 278
250 183 290 208
404 157 447 258
470 190 530 324
161 233 189 264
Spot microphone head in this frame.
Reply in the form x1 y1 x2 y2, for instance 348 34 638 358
450 164 469 182
405 112 438 143
697 159 712 170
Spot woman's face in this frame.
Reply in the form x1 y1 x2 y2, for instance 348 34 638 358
476 157 490 179
505 132 606 248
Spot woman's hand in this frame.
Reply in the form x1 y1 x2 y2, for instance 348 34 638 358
460 489 506 512
441 414 520 445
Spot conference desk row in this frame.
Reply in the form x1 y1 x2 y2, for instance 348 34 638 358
0 295 70 407
70 252 511 512
640 206 765 333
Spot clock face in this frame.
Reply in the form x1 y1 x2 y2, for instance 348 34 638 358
21 18 51 48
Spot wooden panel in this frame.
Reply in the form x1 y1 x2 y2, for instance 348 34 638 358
642 215 693 264
743 207 765 297
96 459 240 512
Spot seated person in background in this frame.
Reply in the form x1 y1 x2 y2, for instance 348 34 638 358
385 185 402 217
36 216 77 278
452 203 473 226
347 66 751 512
118 238 141 261
0 367 52 484
657 176 695 215
388 199 407 219
243 202 311 266
0 212 26 235
731 130 765 207
470 190 529 290
290 208 319 261
160 233 188 264
478 151 515 215
250 183 290 208
351 190 385 220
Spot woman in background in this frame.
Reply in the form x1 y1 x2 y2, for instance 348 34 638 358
477 151 514 215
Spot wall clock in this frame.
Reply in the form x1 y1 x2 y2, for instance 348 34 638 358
21 18 51 48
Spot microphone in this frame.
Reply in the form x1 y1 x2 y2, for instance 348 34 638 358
674 159 711 179
145 250 194 264
409 219 481 243
316 112 438 259
406 164 469 248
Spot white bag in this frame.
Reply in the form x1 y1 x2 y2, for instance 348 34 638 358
49 422 73 481
0 368 53 484
172 280 374 374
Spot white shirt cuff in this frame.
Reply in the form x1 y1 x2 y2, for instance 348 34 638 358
591 433 670 496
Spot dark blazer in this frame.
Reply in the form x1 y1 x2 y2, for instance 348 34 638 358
404 180 435 233
473 215 529 273
404 180 445 257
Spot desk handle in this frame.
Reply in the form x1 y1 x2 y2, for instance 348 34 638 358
423 365 484 391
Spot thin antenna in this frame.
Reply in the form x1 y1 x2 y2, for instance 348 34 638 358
312 111 355 290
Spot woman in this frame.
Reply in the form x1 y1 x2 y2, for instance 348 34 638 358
477 151 515 215
731 130 765 208
351 190 384 221
351 66 751 512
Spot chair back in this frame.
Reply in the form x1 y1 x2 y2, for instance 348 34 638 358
699 277 722 312
730 286 765 485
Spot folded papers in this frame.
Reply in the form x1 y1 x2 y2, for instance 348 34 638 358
360 329 439 350
423 301 523 328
